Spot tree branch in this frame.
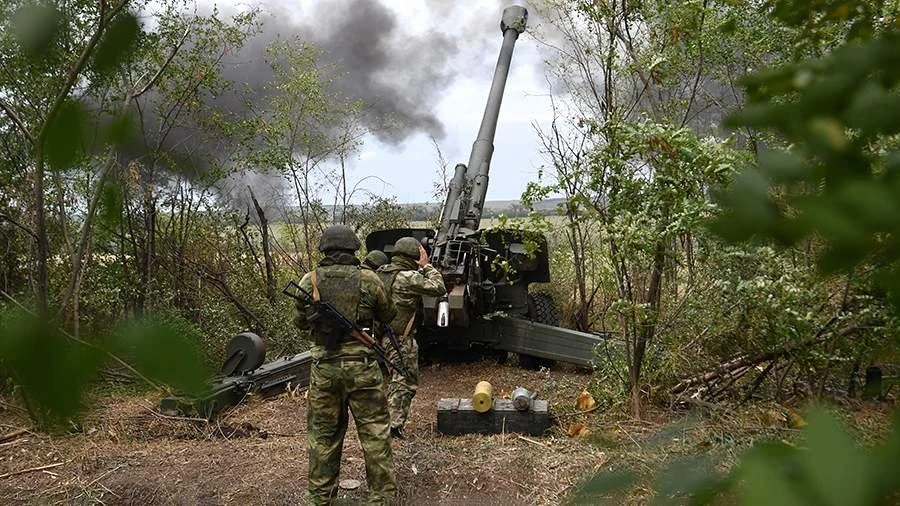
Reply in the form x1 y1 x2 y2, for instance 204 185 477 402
37 0 130 144
0 99 35 145
0 213 39 241
680 0 710 128
132 26 190 99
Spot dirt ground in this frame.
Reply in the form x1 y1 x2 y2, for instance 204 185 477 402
2 360 894 505
0 361 610 505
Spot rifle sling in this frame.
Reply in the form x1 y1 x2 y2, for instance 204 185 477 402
311 270 321 302
402 314 416 338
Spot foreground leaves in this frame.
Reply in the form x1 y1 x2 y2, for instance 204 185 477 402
0 315 102 426
569 408 900 505
712 3 900 307
0 312 212 428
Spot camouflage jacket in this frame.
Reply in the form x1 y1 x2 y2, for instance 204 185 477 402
376 256 446 334
294 253 396 359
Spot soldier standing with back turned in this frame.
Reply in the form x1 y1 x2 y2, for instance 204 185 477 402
293 225 398 505
377 237 446 438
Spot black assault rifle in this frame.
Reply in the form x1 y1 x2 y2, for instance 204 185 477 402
282 280 410 377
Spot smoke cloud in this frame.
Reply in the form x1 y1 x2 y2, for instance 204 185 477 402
122 0 523 214
215 0 471 144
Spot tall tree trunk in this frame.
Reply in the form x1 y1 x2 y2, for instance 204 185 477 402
249 187 276 304
566 214 589 331
631 238 667 418
60 162 113 321
32 154 49 317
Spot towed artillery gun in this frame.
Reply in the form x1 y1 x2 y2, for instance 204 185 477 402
161 5 608 418
364 5 605 367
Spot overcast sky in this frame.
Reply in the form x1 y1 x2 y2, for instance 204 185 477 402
219 0 556 204
356 1 554 203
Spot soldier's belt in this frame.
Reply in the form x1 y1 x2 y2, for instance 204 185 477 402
313 355 374 367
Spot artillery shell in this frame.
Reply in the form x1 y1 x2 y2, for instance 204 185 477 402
472 381 493 413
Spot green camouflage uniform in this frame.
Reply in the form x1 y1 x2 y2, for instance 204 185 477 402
294 251 398 505
377 255 446 432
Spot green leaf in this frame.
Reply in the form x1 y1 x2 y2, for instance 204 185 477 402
845 82 900 137
652 456 728 505
104 112 136 148
99 180 123 230
795 198 866 248
12 5 61 57
737 441 805 506
92 12 140 75
801 409 872 506
709 169 780 242
818 243 870 275
109 318 211 396
570 470 635 504
725 103 783 130
836 180 900 231
0 314 103 426
718 17 737 34
44 100 87 171
759 150 810 183
871 411 900 498
806 118 850 154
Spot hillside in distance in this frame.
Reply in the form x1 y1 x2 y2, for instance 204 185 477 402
399 197 567 221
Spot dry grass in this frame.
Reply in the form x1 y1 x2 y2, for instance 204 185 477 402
0 361 601 505
0 361 894 505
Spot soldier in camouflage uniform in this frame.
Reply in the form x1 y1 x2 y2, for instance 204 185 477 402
362 250 388 272
376 237 446 438
294 225 398 505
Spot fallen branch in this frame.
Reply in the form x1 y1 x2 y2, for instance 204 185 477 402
743 359 778 404
0 428 31 443
100 369 138 384
707 365 753 402
0 461 64 480
671 324 860 397
85 464 125 489
517 434 547 447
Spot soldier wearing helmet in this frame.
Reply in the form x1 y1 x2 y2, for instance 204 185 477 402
294 225 398 505
362 250 389 272
376 236 446 438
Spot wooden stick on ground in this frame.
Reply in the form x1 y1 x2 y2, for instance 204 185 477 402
0 428 31 444
0 462 64 480
517 434 547 447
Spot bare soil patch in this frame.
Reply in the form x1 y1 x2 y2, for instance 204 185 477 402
2 361 893 505
0 361 605 505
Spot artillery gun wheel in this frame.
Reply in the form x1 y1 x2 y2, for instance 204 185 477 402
221 332 267 376
519 293 560 370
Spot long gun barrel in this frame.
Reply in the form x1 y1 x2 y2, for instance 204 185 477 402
437 6 528 242
436 163 468 244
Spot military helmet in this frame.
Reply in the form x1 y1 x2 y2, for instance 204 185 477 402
393 237 421 259
318 224 361 252
363 250 388 269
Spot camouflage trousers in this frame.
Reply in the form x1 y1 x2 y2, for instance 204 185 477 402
383 333 419 431
307 356 397 505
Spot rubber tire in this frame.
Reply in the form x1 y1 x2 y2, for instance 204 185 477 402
519 293 559 370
